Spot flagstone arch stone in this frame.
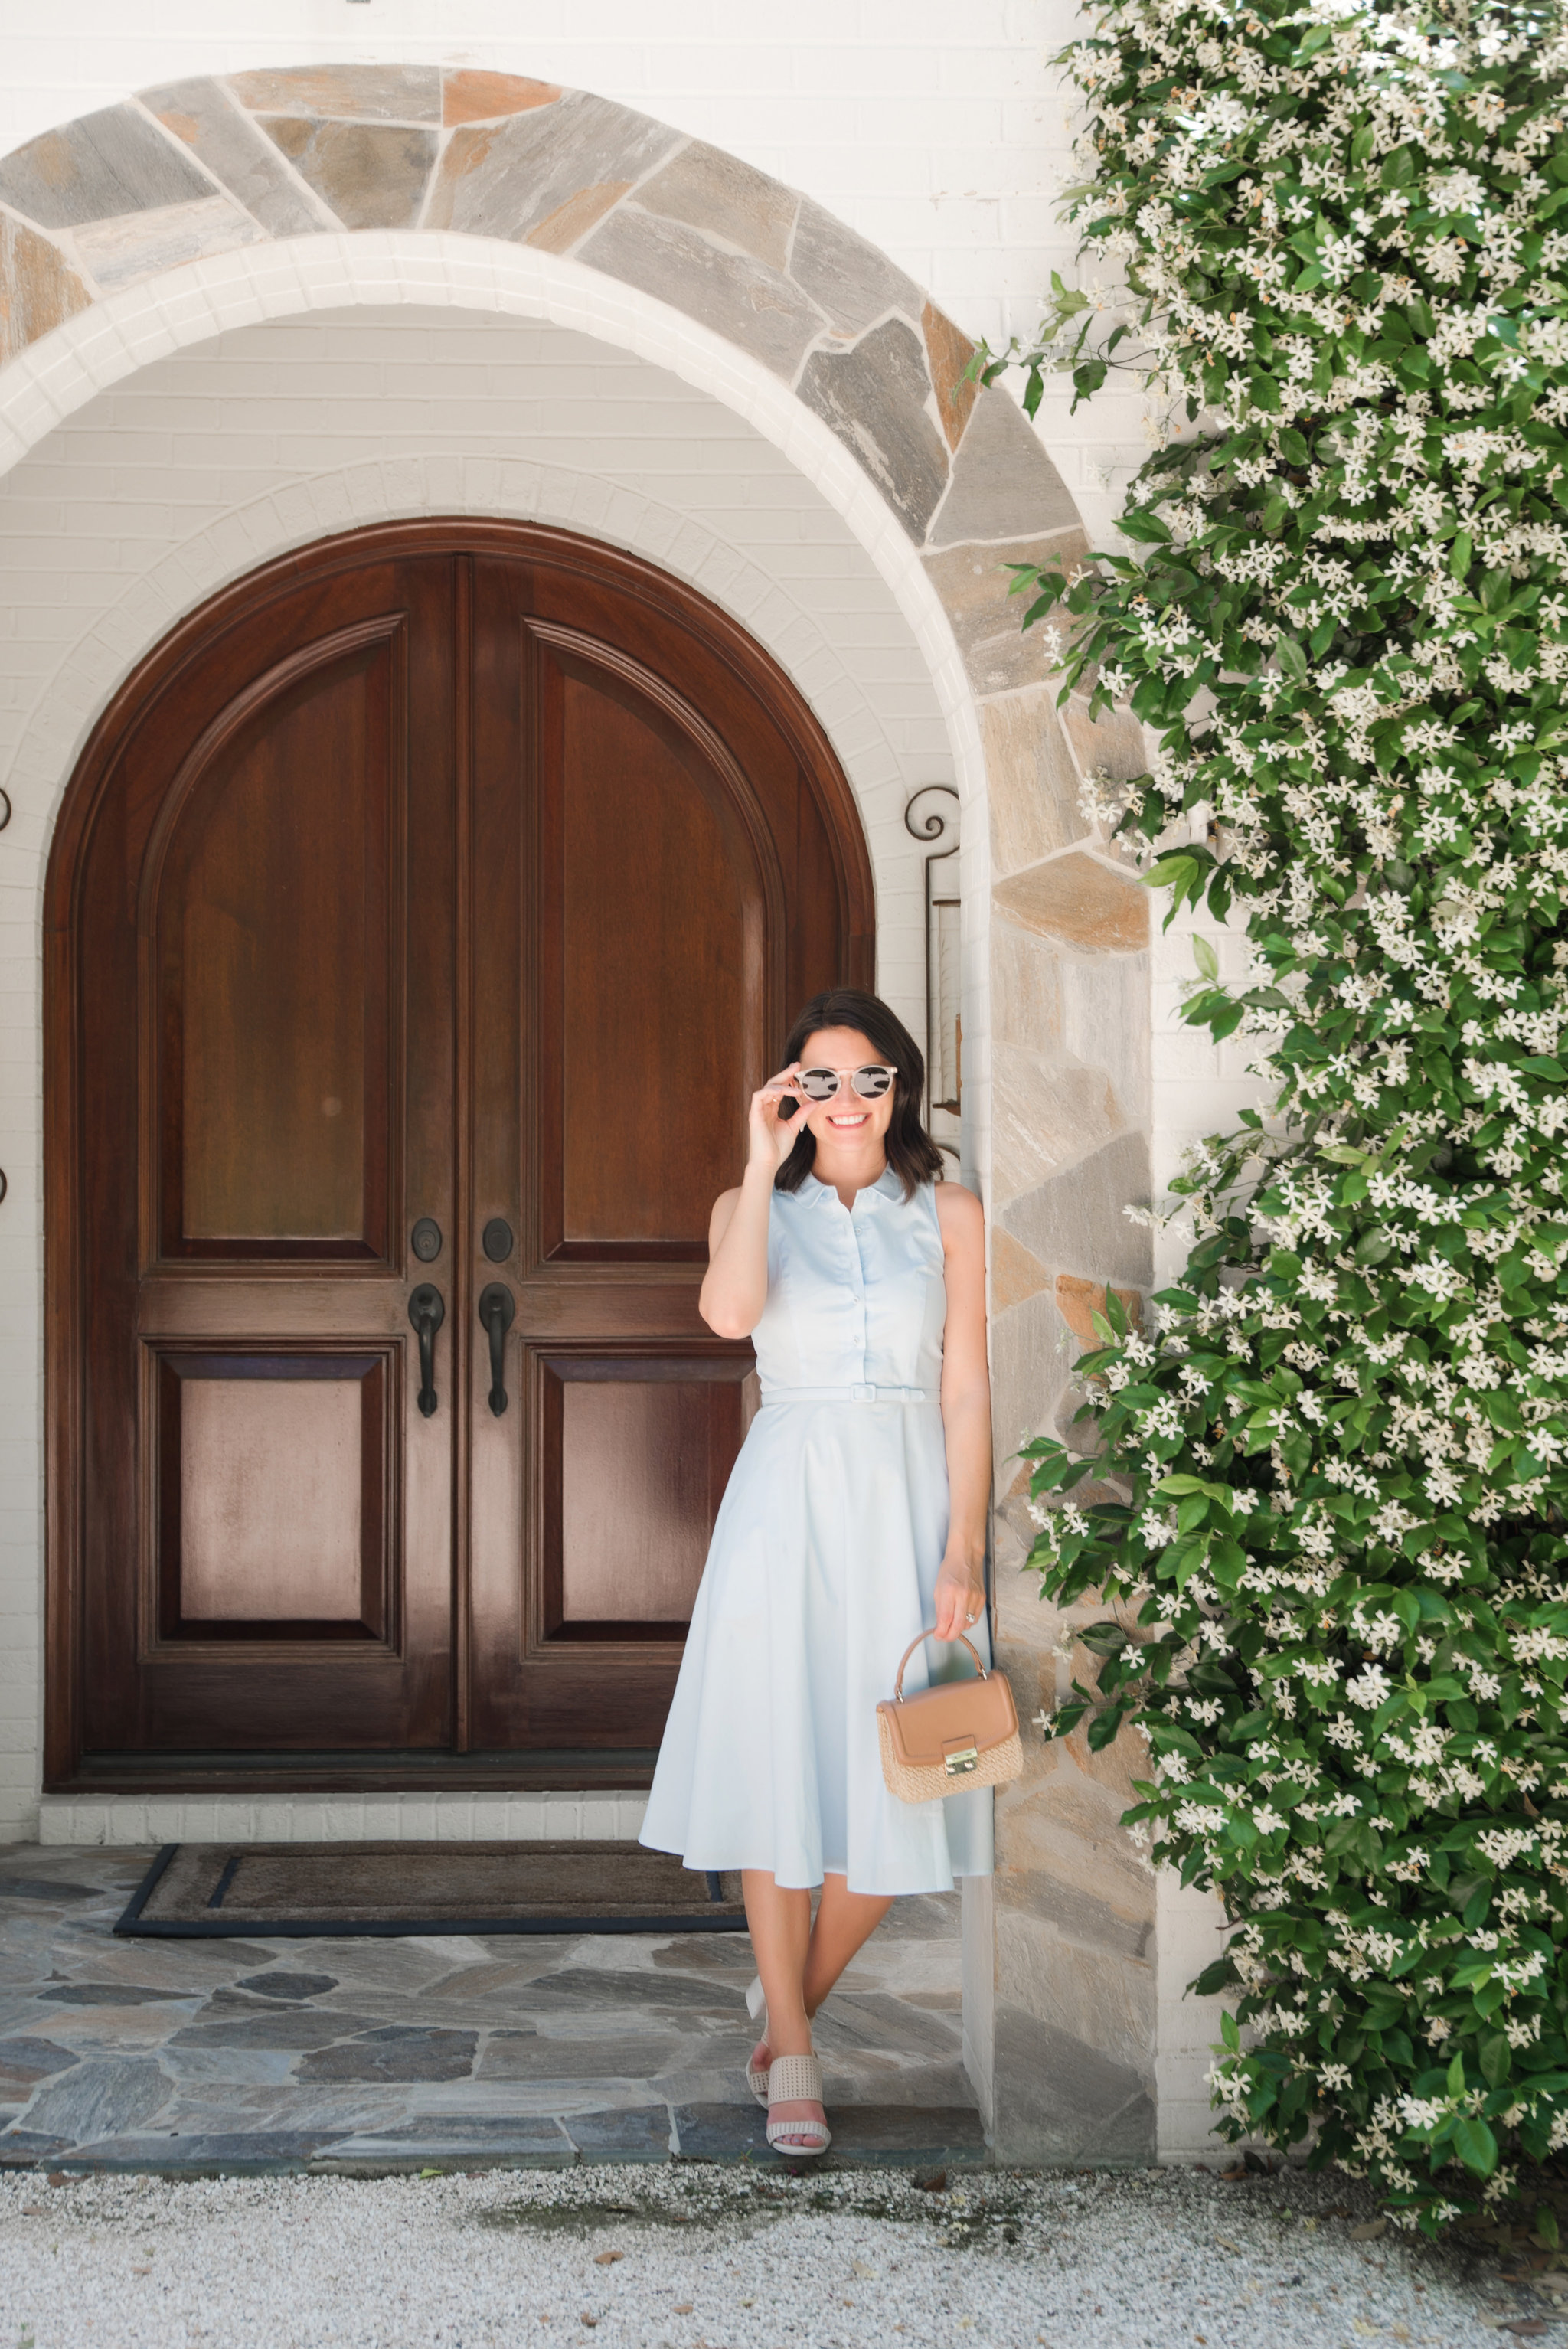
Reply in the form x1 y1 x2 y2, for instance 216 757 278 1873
0 63 1161 2162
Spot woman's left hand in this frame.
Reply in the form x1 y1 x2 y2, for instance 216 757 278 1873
933 1560 986 1645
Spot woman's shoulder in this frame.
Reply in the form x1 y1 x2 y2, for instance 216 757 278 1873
930 1176 984 1246
709 1180 789 1241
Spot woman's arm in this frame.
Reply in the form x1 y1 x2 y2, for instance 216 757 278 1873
697 1064 806 1339
931 1180 991 1644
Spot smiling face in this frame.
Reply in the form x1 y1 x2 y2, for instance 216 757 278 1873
795 1025 898 1161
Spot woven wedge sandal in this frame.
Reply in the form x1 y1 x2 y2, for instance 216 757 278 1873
745 1975 770 2105
764 2053 831 2157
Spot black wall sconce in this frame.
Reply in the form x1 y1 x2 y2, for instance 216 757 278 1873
903 785 961 1121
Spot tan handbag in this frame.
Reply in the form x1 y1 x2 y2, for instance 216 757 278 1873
877 1628 1023 1803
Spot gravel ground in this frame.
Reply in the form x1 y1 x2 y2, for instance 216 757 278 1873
0 2160 1553 2348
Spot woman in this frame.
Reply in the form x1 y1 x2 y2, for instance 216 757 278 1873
639 987 992 2157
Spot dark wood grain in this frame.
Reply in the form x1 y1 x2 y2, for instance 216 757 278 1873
151 621 398 1258
44 521 874 1789
155 1348 391 1645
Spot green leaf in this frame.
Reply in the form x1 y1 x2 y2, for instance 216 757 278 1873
1193 935 1220 981
1462 1882 1493 1930
1221 2010 1241 2053
1155 1473 1233 1503
1086 1704 1127 1753
1479 2034 1511 2089
1276 635 1308 681
1453 2116 1499 2177
1142 854 1201 893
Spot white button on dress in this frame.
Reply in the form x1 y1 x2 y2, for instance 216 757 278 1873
639 1167 994 1896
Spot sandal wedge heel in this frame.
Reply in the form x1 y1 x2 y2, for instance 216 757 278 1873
744 1974 771 2104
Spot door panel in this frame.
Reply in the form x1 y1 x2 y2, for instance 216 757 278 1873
545 642 767 1257
547 1356 748 1635
153 627 398 1256
68 552 456 1756
155 1349 393 1639
47 521 874 1785
466 545 828 1756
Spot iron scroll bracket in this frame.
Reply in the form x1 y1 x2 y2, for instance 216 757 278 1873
903 786 961 1148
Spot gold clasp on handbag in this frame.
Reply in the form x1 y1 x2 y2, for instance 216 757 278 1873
943 1743 979 1777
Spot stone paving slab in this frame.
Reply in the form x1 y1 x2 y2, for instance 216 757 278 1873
0 1844 982 2175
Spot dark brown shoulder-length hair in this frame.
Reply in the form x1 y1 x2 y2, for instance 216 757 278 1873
773 987 946 1201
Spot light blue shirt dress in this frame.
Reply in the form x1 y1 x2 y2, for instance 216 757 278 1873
639 1165 995 1896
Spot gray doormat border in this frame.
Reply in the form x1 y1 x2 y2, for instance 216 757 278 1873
114 1843 750 1938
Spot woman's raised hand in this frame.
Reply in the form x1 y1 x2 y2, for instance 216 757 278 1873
747 1063 808 1172
702 1065 805 1335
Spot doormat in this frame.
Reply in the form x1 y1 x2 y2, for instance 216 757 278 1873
115 1841 749 1938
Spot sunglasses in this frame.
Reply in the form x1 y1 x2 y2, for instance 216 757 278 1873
797 1063 898 1103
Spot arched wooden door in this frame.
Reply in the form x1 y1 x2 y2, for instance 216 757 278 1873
45 521 874 1786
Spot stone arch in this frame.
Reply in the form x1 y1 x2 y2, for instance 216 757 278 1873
0 67 1165 2161
0 64 1072 560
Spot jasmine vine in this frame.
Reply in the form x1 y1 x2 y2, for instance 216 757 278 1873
989 0 1568 2229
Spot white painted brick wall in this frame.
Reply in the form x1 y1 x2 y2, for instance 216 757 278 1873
0 3 1154 540
1152 891 1269 1202
39 1791 652 1847
1152 867 1272 2158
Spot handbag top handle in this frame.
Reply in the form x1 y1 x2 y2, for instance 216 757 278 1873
891 1627 988 1701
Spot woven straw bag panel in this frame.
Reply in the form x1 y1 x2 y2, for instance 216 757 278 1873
877 1713 1024 1804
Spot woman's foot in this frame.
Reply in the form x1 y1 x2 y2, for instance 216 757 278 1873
746 1975 815 2109
765 2054 831 2157
767 2091 828 2149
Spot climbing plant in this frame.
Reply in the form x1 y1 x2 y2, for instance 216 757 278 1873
986 0 1568 2229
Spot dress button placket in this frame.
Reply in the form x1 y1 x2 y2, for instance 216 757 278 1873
848 1219 868 1382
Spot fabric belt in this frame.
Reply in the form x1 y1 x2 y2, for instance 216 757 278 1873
760 1384 932 1404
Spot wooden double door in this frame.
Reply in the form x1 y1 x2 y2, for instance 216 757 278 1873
46 522 871 1782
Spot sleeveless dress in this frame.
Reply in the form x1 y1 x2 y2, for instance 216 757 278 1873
639 1165 994 1897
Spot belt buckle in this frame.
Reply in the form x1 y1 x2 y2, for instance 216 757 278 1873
851 1381 876 1402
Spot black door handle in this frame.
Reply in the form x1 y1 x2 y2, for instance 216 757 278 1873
408 1282 445 1417
479 1282 516 1416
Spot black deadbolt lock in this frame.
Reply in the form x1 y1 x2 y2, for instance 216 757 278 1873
411 1217 443 1263
482 1217 514 1263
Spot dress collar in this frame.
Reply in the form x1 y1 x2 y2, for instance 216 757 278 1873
802 1165 903 1210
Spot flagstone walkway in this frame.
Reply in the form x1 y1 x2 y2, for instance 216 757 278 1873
0 1845 984 2174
